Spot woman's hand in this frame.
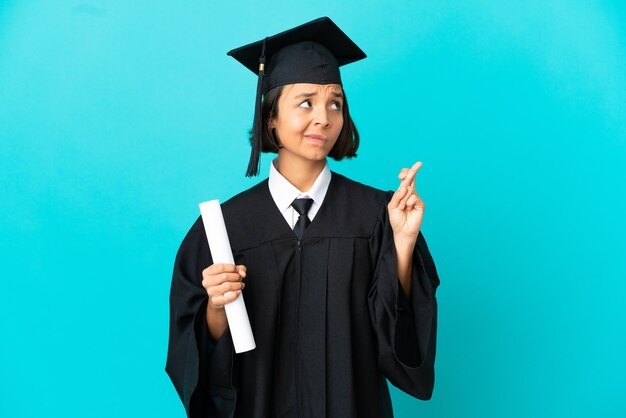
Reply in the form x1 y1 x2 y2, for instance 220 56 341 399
202 263 247 341
388 161 425 246
388 162 425 297
202 263 247 310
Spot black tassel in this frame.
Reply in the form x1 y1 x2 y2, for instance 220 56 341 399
245 38 268 177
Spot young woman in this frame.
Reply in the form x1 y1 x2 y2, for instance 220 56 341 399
166 17 440 418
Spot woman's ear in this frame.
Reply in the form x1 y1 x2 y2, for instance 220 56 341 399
268 118 275 129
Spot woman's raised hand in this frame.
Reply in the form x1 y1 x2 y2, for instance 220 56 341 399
202 263 247 310
388 161 425 245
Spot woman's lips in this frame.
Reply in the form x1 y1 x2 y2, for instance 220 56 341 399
304 134 327 145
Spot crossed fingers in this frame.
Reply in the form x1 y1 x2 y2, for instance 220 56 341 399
392 161 424 211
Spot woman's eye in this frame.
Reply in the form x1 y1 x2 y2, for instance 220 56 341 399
299 100 311 108
331 101 342 110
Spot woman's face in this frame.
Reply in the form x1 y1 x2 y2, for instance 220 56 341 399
269 83 344 163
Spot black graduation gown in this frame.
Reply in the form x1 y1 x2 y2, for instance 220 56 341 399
166 172 440 418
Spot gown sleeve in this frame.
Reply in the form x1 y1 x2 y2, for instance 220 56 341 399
367 192 441 400
165 219 237 417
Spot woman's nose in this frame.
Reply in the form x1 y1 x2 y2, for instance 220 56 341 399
313 107 330 127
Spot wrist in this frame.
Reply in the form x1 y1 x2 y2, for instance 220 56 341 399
207 300 225 313
393 233 417 252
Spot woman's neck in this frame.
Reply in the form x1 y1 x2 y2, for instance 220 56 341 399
274 153 327 192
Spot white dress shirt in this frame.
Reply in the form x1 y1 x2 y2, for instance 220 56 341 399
268 158 332 230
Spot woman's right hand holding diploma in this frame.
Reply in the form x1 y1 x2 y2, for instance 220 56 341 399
202 263 247 341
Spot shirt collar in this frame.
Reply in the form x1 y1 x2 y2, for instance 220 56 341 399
268 158 332 212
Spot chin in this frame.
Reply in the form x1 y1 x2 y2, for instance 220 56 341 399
307 152 330 161
307 147 334 159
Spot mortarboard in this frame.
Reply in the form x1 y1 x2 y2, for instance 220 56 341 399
227 16 366 177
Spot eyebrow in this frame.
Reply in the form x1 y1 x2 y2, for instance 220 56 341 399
293 91 344 100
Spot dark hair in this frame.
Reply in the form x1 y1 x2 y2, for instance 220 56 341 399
251 85 360 160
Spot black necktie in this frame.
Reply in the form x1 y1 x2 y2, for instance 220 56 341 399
291 198 313 240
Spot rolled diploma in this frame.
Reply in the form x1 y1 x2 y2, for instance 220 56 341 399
199 200 256 353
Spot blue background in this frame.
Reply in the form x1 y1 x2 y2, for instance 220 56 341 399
1 1 625 417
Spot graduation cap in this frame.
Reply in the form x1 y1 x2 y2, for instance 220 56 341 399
227 16 367 177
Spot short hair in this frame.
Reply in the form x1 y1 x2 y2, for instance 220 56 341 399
251 85 360 160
